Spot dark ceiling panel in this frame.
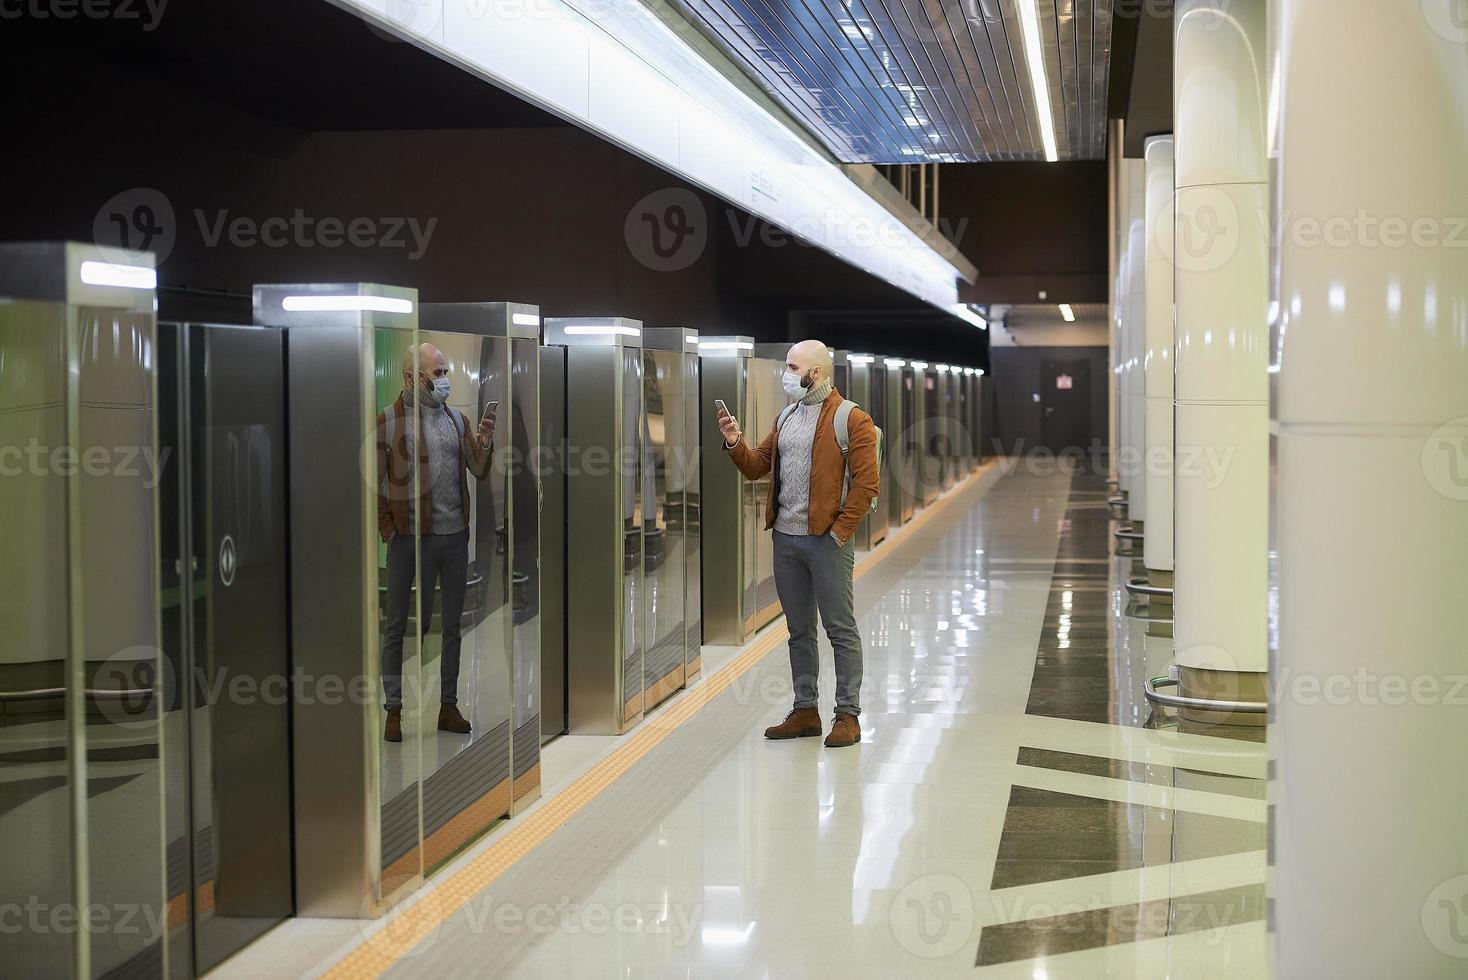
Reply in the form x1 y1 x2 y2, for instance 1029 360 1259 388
667 0 1116 162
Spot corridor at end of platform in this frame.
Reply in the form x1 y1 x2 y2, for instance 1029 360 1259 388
223 461 1264 979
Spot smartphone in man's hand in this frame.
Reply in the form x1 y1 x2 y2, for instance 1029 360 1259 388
476 400 498 449
714 398 741 446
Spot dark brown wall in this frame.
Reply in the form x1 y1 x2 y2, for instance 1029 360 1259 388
2 102 730 325
939 161 1109 305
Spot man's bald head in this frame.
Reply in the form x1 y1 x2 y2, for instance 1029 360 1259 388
785 340 833 387
402 342 448 391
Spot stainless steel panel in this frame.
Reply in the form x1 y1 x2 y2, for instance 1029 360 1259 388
257 282 418 917
0 242 166 979
832 349 850 398
845 358 874 551
289 321 390 914
884 363 906 531
920 367 943 505
899 365 919 521
538 347 567 742
550 320 646 736
80 306 165 978
865 362 891 546
847 359 890 551
158 323 294 975
977 375 990 461
684 351 703 677
0 243 167 979
967 373 982 469
941 371 958 489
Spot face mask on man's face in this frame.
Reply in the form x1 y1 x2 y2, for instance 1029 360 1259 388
781 369 811 398
426 375 451 405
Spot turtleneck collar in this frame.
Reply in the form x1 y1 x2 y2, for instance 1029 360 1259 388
800 377 834 406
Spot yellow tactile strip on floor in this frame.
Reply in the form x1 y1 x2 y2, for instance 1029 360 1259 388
322 462 996 979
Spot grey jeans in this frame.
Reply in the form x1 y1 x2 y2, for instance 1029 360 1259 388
382 530 469 710
772 531 862 716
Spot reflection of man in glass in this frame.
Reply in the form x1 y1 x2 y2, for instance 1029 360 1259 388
377 344 494 743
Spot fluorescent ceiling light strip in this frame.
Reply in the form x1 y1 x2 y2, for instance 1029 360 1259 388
78 261 156 290
512 312 541 326
936 363 951 372
685 336 701 347
281 295 414 314
1016 0 1060 163
910 360 930 370
347 0 965 311
848 354 876 364
697 340 753 351
1059 303 1075 322
949 304 989 330
884 358 907 368
563 324 640 338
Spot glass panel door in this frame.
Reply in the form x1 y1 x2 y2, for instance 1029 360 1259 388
0 300 77 978
375 330 423 895
508 337 540 806
642 349 687 709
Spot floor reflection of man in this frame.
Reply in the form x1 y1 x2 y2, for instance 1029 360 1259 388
377 343 494 743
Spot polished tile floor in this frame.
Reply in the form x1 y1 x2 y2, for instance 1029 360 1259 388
362 465 1268 978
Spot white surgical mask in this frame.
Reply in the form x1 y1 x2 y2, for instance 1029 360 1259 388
781 370 808 398
428 376 451 405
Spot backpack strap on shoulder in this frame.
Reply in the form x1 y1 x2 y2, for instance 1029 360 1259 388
834 400 857 506
834 400 855 457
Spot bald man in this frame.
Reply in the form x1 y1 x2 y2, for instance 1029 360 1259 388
377 343 494 743
717 340 879 748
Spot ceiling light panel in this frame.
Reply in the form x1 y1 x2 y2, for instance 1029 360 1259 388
663 0 1113 162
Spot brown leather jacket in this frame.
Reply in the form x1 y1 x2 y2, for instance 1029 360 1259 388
724 389 879 547
376 394 493 541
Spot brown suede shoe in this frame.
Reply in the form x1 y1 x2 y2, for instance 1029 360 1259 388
824 712 860 748
438 703 472 735
764 707 822 740
384 709 402 743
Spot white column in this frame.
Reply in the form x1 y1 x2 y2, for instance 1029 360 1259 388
1272 1 1468 976
1125 159 1148 525
1116 154 1135 501
1108 119 1124 483
1172 0 1271 716
1143 135 1175 579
